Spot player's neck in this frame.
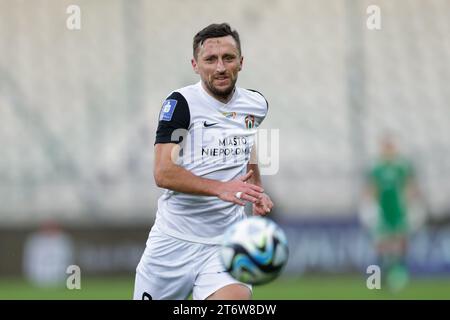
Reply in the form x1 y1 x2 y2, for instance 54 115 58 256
201 82 235 104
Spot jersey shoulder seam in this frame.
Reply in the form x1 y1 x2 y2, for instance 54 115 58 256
245 88 269 111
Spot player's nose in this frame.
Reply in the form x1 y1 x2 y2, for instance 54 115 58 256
216 59 226 72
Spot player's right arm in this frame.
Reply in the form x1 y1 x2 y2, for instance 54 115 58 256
365 181 377 200
364 166 378 201
154 143 263 206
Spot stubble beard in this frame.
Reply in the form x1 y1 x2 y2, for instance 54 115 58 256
206 75 237 100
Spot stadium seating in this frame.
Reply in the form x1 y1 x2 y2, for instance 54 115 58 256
0 0 449 223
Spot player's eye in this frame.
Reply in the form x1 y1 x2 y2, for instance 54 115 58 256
224 56 235 61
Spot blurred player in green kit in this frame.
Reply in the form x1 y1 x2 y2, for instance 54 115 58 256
365 135 421 292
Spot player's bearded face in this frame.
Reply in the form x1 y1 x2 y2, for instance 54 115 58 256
193 36 243 101
206 67 238 98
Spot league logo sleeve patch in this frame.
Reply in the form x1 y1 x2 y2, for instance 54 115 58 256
159 99 178 121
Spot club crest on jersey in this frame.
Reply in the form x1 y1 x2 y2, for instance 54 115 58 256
244 115 255 129
222 111 237 119
159 99 177 121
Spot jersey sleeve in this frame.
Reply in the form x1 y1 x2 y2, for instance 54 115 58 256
260 92 269 123
247 89 269 110
154 92 190 144
247 89 269 127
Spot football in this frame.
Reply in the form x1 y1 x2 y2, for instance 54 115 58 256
220 216 289 285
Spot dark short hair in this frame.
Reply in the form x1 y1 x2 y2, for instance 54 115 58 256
193 23 241 59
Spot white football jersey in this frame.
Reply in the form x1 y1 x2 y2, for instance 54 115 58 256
152 81 268 244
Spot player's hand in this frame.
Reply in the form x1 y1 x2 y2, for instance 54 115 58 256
253 193 273 216
217 170 264 206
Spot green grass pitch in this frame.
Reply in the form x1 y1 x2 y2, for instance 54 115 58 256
1 275 449 300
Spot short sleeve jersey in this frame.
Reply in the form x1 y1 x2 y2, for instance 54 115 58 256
152 81 268 244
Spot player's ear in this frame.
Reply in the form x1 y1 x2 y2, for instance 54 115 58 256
238 56 243 71
191 58 199 74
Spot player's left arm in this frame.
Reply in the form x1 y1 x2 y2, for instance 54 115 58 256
247 144 273 216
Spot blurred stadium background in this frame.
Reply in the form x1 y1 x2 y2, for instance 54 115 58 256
1 0 450 299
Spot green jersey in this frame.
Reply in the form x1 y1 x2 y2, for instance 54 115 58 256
369 158 414 233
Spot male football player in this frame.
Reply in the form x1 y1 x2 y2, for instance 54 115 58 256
366 135 419 291
134 23 273 300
